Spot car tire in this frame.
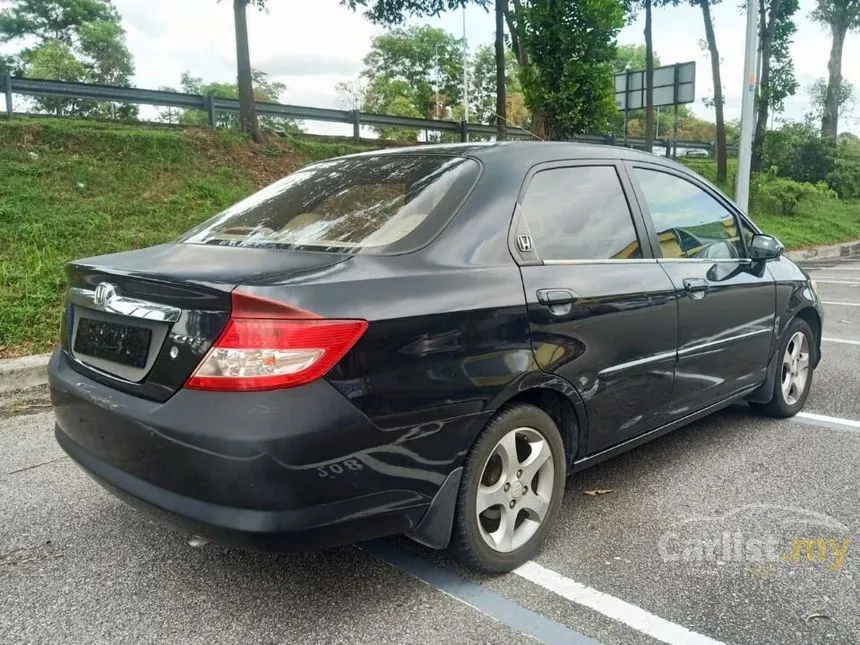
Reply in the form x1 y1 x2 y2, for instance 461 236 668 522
448 404 566 573
751 317 817 418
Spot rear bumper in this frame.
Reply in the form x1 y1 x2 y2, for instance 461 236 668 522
49 350 436 551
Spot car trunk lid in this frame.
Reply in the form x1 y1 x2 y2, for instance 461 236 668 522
61 243 349 402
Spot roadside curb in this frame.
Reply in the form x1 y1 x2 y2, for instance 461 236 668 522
0 354 51 395
787 239 860 262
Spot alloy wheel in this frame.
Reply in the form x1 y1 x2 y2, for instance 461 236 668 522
475 427 556 553
781 331 810 406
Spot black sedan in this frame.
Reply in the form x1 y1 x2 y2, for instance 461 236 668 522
49 142 823 573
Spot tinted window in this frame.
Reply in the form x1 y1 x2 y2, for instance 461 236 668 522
519 166 642 260
181 155 479 254
633 168 743 259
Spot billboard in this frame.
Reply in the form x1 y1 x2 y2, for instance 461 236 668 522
614 62 696 111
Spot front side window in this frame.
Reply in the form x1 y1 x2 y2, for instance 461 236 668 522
518 166 642 261
633 168 744 259
181 155 480 255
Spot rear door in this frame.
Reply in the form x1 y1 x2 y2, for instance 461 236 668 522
511 161 679 454
625 163 776 416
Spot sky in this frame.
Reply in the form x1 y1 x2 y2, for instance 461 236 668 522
7 0 860 135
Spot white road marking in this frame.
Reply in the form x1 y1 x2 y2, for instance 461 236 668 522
514 561 726 645
797 411 860 430
822 337 860 346
814 280 860 285
822 301 860 307
807 267 860 272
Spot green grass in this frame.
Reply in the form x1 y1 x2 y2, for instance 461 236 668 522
0 117 375 356
753 198 860 249
1 121 857 356
677 157 860 248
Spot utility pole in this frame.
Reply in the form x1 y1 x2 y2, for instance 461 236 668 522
462 6 469 141
735 0 758 211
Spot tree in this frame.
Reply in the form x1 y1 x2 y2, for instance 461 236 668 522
505 0 625 139
342 1 506 137
812 0 860 138
696 0 727 183
612 43 656 73
23 40 87 115
495 0 506 139
169 69 292 131
225 0 267 142
471 45 527 126
805 76 855 125
361 25 465 119
335 78 367 110
751 0 799 172
0 0 135 118
0 0 118 45
341 0 487 22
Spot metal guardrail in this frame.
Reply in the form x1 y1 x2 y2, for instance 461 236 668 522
2 74 720 152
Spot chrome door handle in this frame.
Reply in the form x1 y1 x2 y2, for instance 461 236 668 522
536 289 577 306
683 278 709 300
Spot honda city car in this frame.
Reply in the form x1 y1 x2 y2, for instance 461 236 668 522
49 142 822 572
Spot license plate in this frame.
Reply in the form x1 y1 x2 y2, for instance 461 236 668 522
74 318 152 369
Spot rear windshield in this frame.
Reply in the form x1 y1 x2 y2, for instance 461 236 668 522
180 154 480 254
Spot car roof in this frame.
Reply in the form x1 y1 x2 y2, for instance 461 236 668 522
339 141 691 173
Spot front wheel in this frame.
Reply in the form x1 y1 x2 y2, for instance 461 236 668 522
752 317 816 418
448 404 566 573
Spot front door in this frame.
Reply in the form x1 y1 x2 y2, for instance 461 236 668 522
626 163 776 417
512 162 679 454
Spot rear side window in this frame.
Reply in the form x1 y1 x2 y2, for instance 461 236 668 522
518 166 642 261
181 155 480 255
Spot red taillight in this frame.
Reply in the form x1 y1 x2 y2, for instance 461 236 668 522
185 292 367 392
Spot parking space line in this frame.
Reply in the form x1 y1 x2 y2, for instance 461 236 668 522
806 267 860 272
796 412 860 434
514 561 725 645
822 301 860 307
822 337 860 346
362 541 599 645
814 280 860 285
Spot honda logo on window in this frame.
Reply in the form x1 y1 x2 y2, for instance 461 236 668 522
517 235 534 253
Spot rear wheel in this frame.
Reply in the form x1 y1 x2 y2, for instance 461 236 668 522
752 317 816 418
448 404 566 573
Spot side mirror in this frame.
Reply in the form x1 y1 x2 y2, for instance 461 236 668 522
750 234 783 261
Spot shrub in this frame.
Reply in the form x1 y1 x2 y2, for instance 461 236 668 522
761 123 836 184
826 140 860 199
752 173 837 216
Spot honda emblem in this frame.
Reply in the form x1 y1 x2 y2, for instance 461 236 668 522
517 235 534 253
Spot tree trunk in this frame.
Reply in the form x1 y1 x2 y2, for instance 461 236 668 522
233 0 262 143
644 0 654 153
700 0 726 184
751 0 779 173
822 23 846 139
495 0 507 141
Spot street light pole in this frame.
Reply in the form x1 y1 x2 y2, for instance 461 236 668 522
462 5 469 141
735 0 758 211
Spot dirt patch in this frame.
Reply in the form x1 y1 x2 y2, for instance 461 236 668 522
182 129 304 188
0 385 51 420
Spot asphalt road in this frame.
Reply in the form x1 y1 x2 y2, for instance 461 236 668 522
2 258 859 645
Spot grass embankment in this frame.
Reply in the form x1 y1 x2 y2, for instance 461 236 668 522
679 158 860 249
0 121 858 357
0 118 373 357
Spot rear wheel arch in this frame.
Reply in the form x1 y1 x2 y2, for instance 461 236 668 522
493 386 583 471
